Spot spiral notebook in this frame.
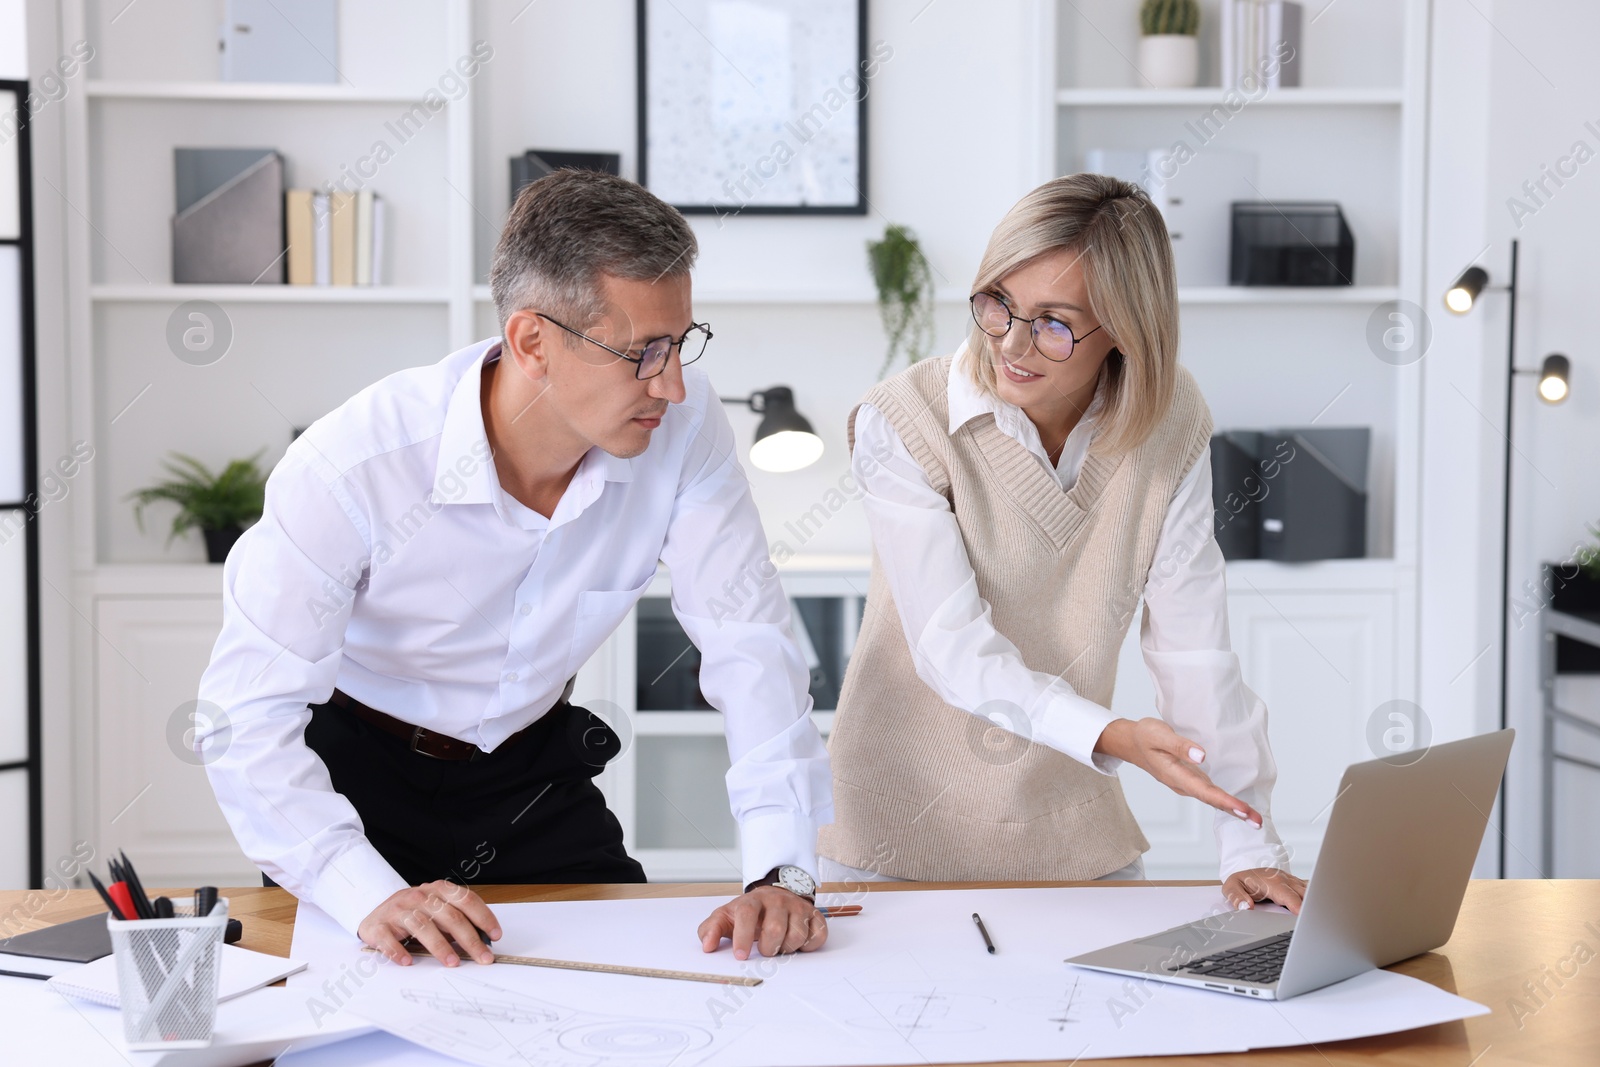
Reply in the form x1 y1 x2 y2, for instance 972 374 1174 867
47 945 307 1008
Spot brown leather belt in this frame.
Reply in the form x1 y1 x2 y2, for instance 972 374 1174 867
326 688 538 761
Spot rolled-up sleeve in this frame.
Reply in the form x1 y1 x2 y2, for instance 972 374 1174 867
196 451 408 936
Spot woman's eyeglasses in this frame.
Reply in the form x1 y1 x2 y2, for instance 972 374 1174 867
970 291 1102 363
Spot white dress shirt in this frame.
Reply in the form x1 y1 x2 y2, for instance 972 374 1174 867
851 346 1286 879
198 339 832 935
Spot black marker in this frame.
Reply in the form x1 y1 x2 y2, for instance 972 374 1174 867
972 912 996 954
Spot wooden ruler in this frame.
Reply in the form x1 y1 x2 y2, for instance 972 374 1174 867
491 953 762 987
368 944 762 987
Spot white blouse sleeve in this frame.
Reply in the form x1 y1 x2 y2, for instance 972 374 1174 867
852 403 1121 775
1140 449 1291 878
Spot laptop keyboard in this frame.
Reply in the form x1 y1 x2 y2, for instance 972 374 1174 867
1174 931 1293 984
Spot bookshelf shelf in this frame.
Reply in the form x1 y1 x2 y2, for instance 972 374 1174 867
1054 87 1404 107
470 284 1398 307
90 284 452 304
87 81 427 104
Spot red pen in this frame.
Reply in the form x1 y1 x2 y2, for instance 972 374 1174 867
107 881 138 921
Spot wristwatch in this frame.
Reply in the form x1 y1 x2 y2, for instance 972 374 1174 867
745 864 817 901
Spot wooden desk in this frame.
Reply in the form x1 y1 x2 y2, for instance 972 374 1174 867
5 880 1596 1065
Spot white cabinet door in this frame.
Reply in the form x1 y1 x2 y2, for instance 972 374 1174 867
1115 591 1396 878
93 596 259 886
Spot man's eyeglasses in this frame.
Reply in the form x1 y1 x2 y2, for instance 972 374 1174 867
536 313 713 380
970 291 1103 363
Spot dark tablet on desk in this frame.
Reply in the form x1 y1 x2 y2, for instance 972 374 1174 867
0 913 112 963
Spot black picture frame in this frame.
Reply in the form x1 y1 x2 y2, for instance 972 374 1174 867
636 0 869 216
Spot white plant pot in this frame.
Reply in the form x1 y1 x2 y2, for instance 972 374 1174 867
1137 35 1200 89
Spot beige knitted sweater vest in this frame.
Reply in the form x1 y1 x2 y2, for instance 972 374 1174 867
817 355 1214 880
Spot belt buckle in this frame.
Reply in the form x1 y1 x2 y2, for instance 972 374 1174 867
409 726 446 760
409 726 482 761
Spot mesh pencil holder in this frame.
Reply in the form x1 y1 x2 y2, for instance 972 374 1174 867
106 898 229 1050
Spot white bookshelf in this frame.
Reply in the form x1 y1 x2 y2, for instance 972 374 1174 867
1041 0 1428 879
42 0 1435 885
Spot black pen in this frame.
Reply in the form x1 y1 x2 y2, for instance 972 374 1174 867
86 870 120 916
972 912 996 954
0 968 51 980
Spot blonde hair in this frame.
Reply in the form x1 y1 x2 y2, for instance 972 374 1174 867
965 173 1179 455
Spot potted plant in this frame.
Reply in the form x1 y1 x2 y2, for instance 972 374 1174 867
867 223 935 379
1137 0 1201 89
130 451 269 563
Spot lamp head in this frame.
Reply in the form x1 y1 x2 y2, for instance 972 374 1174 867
1538 353 1571 404
1445 266 1489 314
731 387 824 473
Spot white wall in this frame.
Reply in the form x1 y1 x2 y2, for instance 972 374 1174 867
1421 0 1600 876
0 1 24 78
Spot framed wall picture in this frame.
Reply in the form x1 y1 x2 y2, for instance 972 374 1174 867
637 0 870 216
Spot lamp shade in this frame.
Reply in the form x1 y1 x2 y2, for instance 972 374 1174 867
1538 353 1571 404
1445 266 1489 314
747 387 823 473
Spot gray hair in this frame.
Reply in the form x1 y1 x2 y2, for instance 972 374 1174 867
489 169 699 338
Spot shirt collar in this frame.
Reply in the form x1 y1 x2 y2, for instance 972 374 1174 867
434 340 636 512
945 340 1109 438
434 340 502 505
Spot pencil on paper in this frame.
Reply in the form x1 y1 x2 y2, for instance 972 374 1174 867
973 912 996 954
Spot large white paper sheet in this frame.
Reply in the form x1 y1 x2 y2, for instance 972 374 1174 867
0 973 371 1067
287 886 1488 1064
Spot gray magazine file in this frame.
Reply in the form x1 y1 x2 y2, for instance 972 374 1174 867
172 148 285 284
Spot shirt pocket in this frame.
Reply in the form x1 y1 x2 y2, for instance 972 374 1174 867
568 575 655 677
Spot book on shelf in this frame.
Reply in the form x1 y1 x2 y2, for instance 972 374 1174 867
285 188 385 286
1220 1 1302 90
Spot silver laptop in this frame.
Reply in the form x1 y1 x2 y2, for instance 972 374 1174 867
1066 729 1513 1001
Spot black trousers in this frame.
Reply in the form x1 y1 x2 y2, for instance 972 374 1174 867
280 697 646 889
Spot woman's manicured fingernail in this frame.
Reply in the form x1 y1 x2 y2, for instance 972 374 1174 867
1236 900 1251 910
1189 747 1205 763
1233 808 1249 819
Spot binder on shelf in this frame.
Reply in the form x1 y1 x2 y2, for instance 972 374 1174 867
219 0 339 84
171 148 285 285
355 190 375 286
1210 431 1265 561
370 195 387 286
311 192 331 286
1220 1 1302 90
1259 428 1369 562
285 189 314 286
509 149 622 207
329 191 356 286
1209 427 1369 562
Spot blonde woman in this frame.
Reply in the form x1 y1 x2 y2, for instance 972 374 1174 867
817 174 1306 912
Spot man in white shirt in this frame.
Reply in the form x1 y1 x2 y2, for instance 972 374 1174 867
197 170 833 968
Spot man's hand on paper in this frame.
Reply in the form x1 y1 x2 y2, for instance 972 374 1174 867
1223 868 1308 915
1096 717 1265 828
358 880 502 967
697 885 828 960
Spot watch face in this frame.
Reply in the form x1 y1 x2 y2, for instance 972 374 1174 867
778 866 816 896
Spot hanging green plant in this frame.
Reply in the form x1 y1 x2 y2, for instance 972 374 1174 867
867 224 935 379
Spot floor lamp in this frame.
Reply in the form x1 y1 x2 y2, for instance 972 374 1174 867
1444 239 1572 876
